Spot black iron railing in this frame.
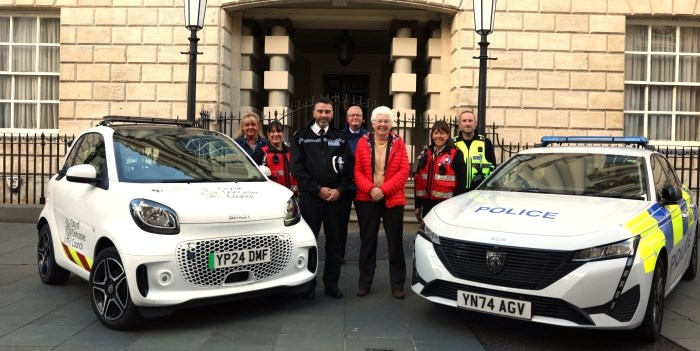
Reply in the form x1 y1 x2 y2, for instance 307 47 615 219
1 133 73 205
1 117 698 205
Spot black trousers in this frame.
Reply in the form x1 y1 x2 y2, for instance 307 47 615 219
420 199 444 217
338 189 356 259
299 192 344 290
354 199 406 292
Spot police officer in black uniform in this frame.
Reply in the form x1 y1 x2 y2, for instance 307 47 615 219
291 97 354 300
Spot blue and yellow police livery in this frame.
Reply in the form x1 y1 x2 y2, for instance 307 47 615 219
411 136 698 342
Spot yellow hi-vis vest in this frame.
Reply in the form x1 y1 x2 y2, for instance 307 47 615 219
453 135 493 188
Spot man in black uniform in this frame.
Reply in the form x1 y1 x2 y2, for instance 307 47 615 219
291 97 354 300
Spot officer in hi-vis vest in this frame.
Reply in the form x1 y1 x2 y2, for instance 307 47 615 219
452 110 497 190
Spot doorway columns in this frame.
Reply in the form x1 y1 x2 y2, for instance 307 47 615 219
390 20 417 152
423 20 443 128
240 19 261 116
263 19 294 125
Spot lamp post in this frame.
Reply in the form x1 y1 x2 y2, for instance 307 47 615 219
473 0 497 136
183 0 207 123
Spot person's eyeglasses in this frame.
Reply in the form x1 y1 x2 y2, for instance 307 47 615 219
348 114 363 118
374 119 391 124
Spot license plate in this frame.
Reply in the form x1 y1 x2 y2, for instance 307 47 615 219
457 290 532 320
207 248 271 269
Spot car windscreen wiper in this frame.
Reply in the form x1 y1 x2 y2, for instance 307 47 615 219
157 178 220 183
582 192 645 200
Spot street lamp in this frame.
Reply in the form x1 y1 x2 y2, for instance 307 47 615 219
337 30 355 66
183 0 207 123
473 0 497 136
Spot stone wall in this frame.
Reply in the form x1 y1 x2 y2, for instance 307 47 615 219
2 0 700 144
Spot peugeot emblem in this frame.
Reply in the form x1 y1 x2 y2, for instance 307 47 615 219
486 250 506 274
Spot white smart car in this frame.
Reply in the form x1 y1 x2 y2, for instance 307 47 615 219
412 136 698 341
37 116 317 330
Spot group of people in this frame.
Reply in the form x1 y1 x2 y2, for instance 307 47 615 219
233 98 495 301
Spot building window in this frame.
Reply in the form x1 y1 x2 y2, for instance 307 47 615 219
0 15 59 132
624 22 700 144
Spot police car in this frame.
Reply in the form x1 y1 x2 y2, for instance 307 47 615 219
37 116 317 330
411 136 698 341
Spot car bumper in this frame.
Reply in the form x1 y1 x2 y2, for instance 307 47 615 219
122 242 316 307
410 235 653 329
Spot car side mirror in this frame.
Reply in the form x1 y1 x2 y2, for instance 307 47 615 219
66 164 101 185
661 185 682 204
258 165 272 177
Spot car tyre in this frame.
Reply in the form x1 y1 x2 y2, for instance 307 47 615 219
682 229 697 280
37 224 70 284
89 247 142 330
637 259 665 342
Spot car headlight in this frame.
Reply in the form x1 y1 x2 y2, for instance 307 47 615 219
417 222 440 244
130 199 180 234
284 196 301 227
572 236 639 262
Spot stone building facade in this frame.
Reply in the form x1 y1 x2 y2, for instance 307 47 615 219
2 0 700 147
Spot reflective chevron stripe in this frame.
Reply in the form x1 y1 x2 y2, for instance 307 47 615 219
61 242 91 272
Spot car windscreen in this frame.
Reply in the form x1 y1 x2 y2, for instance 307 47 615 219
113 128 265 183
481 152 648 200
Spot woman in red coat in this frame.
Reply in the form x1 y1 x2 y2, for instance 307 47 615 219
353 106 410 299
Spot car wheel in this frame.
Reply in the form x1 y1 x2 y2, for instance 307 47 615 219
89 247 142 330
637 259 665 342
682 230 697 280
37 224 70 284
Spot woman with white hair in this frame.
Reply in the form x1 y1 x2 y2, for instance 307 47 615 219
353 106 410 299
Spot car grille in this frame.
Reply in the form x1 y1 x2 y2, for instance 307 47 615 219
176 234 293 286
434 237 585 290
421 280 594 325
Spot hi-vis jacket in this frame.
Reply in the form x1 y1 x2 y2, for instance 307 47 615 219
262 144 298 194
453 134 495 189
414 145 466 201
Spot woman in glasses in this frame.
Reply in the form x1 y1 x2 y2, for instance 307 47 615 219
262 120 298 194
353 106 410 299
414 120 467 223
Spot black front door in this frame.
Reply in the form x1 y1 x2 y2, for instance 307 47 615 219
323 74 369 130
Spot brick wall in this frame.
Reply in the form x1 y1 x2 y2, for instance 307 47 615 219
448 0 700 145
51 0 224 135
2 0 699 145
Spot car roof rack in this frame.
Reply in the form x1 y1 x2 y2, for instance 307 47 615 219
99 116 194 127
537 136 655 150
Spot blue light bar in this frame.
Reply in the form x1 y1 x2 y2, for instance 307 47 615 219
539 136 650 147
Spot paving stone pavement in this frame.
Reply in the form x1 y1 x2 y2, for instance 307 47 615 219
1 222 699 350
